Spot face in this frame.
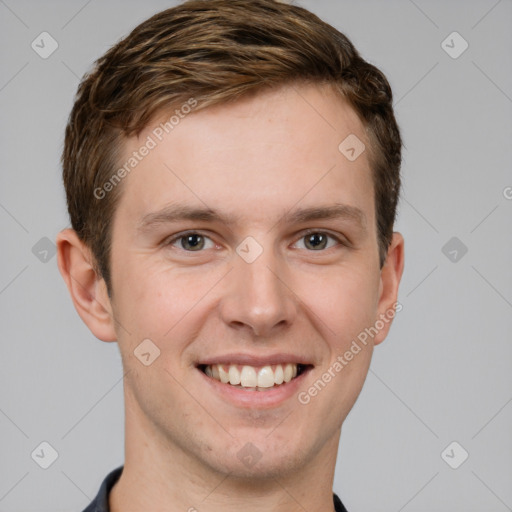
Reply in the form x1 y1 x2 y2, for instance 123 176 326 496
101 83 402 479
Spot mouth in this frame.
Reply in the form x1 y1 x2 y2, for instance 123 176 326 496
197 362 313 391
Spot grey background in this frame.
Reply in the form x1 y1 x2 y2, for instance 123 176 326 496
1 0 511 510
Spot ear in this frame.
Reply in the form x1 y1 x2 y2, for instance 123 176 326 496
56 228 117 342
373 232 405 346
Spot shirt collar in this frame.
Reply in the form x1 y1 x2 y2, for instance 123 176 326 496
82 466 348 512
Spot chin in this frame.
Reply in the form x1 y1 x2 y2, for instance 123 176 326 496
200 435 310 481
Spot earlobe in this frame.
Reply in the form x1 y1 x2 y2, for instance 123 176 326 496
373 232 405 346
56 228 117 342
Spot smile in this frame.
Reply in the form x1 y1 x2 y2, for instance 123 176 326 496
198 363 310 391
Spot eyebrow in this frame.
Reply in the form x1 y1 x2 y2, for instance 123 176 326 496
137 202 367 234
283 204 366 232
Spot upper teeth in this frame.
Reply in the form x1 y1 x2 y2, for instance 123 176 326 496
204 363 298 388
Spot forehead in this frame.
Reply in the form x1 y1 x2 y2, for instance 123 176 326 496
113 82 374 229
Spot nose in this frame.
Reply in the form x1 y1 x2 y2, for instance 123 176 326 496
219 242 297 338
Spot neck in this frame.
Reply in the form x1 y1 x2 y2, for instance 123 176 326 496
110 392 340 512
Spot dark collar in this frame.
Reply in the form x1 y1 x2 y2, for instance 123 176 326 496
82 466 348 512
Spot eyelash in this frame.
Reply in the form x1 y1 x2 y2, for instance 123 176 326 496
164 229 347 252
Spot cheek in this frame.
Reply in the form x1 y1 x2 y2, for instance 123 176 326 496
296 263 380 348
114 259 225 343
302 272 378 422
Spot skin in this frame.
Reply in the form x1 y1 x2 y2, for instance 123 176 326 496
57 82 404 512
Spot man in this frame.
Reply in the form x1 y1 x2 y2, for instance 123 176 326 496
56 0 404 510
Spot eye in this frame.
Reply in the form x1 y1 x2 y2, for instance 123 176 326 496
167 232 216 251
294 231 342 251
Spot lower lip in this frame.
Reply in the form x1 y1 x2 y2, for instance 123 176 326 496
197 367 312 409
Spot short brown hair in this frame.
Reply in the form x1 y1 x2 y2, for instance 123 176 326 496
62 0 401 293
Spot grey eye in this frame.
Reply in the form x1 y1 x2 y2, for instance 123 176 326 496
304 233 328 250
180 233 206 251
168 232 215 251
294 232 340 251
